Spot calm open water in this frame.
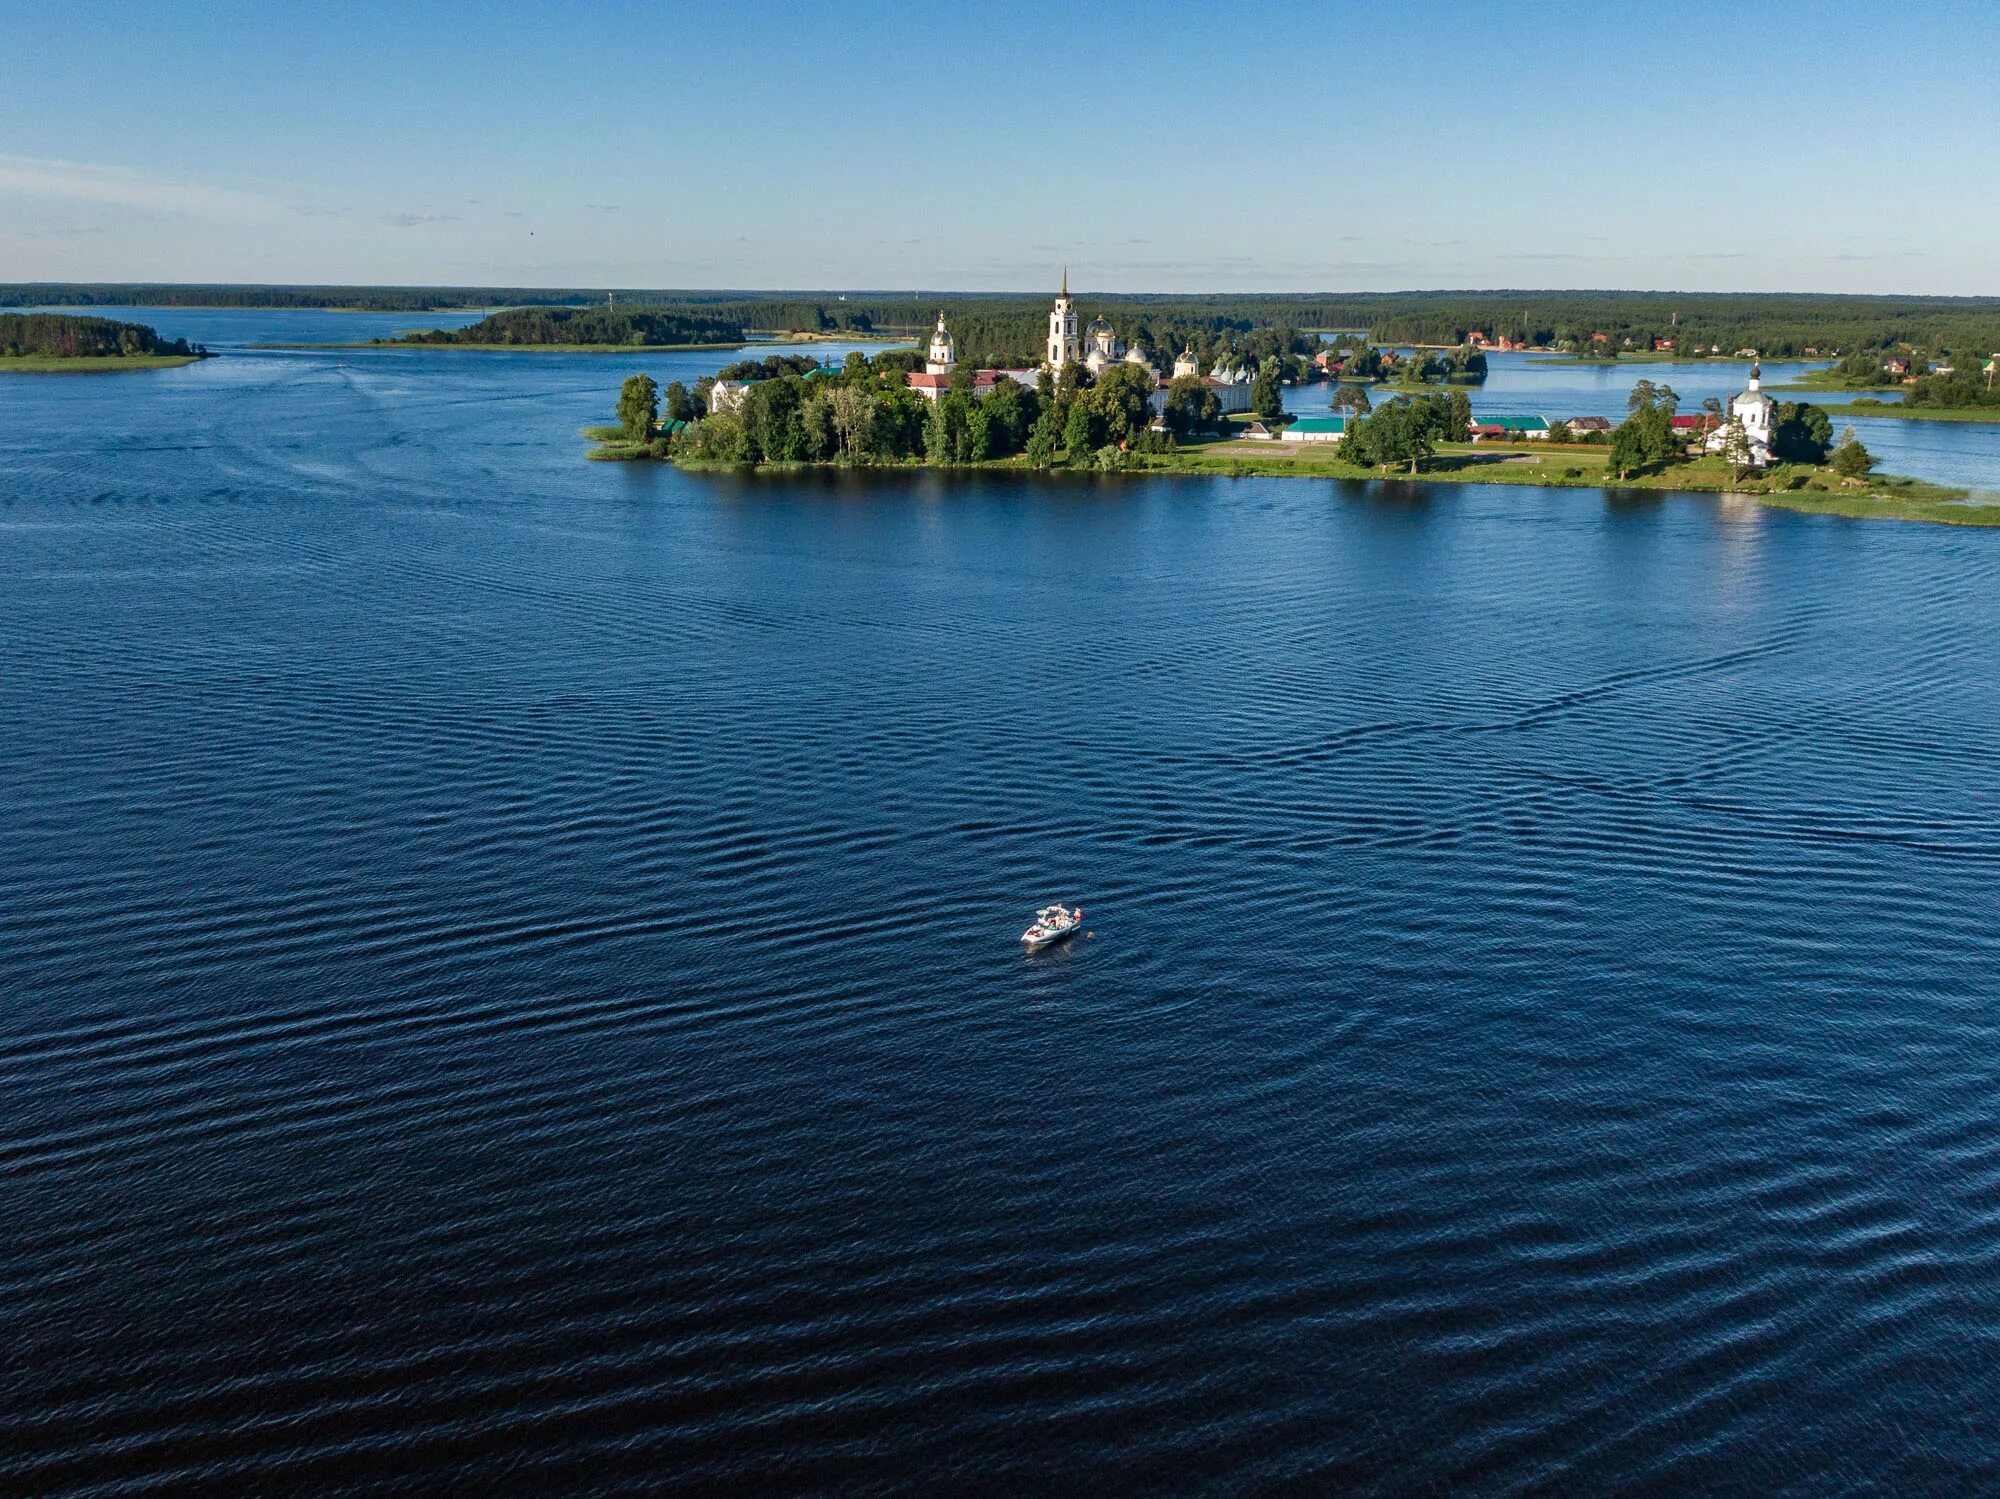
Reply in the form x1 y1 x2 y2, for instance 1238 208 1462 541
5 320 2000 1495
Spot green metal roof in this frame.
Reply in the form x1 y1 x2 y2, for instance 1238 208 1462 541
1287 416 1349 433
1478 415 1549 430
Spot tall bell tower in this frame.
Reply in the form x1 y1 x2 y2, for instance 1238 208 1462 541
1046 268 1080 371
925 311 956 376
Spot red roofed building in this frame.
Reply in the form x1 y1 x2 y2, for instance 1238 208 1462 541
904 310 1038 403
905 368 1037 400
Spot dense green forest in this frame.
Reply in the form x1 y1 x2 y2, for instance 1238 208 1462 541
0 313 200 358
13 286 2000 365
535 290 2000 366
393 306 745 347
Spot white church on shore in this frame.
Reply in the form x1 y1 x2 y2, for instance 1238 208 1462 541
1705 363 1777 466
907 273 1254 413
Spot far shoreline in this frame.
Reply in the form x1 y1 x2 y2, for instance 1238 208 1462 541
249 335 914 354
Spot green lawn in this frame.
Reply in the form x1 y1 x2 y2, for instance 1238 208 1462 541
0 353 203 372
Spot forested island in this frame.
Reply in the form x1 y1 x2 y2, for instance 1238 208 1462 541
588 353 1990 528
374 306 749 351
0 313 208 371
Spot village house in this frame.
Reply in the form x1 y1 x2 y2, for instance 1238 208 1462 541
707 378 754 414
1469 415 1550 440
1565 415 1614 437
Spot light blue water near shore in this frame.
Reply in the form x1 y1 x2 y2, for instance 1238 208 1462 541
1283 352 2000 492
4 315 2000 1495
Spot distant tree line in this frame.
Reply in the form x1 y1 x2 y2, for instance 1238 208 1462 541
0 313 198 358
21 284 2000 381
16 287 2000 362
396 306 744 347
593 290 2000 367
0 285 603 312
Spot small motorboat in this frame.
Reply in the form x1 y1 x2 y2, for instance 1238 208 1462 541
1021 903 1082 949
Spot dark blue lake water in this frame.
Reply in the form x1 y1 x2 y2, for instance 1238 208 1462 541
5 319 2000 1495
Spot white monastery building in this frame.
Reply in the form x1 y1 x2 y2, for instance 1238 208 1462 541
909 272 1254 413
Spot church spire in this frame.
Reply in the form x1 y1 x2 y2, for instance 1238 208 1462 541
1061 265 1068 297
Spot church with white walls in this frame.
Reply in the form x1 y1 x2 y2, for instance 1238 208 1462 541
907 272 1254 414
1043 270 1253 411
1705 363 1777 466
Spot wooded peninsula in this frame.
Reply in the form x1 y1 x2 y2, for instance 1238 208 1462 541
0 313 208 371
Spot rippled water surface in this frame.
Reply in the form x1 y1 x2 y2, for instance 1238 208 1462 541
5 325 2000 1495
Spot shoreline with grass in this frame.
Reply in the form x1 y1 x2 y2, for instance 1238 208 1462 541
1814 399 2000 424
0 352 205 372
585 427 1992 527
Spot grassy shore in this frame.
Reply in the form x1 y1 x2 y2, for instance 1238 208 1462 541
582 425 656 460
0 353 203 372
1120 439 1994 523
1765 368 1905 395
601 425 1994 527
1815 399 2000 424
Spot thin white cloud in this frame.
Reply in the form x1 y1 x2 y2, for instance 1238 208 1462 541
0 153 280 221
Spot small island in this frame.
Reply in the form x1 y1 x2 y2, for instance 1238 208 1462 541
332 305 753 353
0 313 208 372
585 305 1994 529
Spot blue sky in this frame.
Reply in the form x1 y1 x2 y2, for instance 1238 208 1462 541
1 0 1992 293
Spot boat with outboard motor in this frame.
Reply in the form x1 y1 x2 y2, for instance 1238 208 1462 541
1021 904 1082 949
